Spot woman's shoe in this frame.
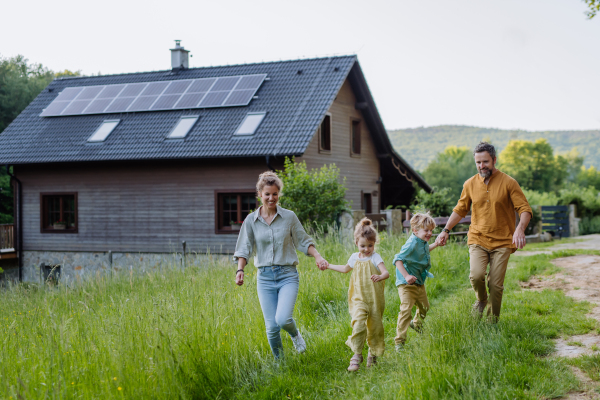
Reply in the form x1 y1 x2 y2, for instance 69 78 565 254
347 354 363 372
291 331 306 353
366 352 377 367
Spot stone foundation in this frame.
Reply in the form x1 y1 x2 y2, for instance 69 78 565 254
22 250 230 284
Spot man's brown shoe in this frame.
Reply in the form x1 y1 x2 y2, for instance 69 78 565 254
472 300 487 317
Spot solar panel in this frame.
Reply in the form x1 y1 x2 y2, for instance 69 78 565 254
40 74 266 117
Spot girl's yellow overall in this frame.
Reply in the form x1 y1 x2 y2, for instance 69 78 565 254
345 258 385 356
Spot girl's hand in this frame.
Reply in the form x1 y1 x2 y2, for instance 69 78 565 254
371 274 384 282
405 275 417 285
316 257 329 270
235 270 244 286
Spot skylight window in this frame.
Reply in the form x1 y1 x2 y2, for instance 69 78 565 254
168 116 199 139
87 120 120 142
235 112 266 135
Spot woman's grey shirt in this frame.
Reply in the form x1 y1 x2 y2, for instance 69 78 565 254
233 205 315 267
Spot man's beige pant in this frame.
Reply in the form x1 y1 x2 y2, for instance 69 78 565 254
394 284 429 345
468 244 512 319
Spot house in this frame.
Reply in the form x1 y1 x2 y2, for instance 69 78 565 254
0 43 429 282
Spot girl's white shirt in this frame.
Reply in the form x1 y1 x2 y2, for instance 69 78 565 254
347 252 384 271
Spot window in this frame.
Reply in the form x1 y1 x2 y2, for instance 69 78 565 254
351 119 361 155
362 192 372 213
319 114 331 152
41 193 78 233
235 112 266 135
168 116 199 139
215 191 258 233
88 120 120 142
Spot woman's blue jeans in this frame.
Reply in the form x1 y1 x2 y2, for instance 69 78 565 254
256 266 300 357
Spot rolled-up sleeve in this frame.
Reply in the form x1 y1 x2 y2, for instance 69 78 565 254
392 241 413 265
509 180 533 217
453 184 472 218
290 212 314 256
233 216 255 263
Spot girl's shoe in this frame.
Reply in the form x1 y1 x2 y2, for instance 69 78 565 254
347 354 363 372
366 352 377 367
291 331 306 353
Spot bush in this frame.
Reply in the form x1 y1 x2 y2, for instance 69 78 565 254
278 157 349 229
522 189 559 206
580 216 600 235
558 184 600 218
410 186 455 217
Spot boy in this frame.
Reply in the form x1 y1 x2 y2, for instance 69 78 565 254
393 213 441 351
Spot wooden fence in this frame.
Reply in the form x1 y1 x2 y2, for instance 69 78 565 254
540 205 570 238
1 224 15 251
402 213 471 236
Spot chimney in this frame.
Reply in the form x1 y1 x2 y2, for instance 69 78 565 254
170 40 190 70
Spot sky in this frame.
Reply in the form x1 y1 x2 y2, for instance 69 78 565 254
1 0 598 131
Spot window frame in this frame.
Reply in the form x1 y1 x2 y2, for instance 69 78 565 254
214 190 259 234
87 119 120 143
350 118 361 156
40 192 78 234
318 113 332 153
234 112 266 136
167 115 199 139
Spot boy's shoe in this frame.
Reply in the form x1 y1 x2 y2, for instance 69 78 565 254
366 352 377 368
347 354 363 372
291 331 306 353
395 343 405 352
472 300 488 318
409 321 422 334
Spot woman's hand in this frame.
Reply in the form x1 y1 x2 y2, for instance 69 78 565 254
235 270 244 286
316 256 329 270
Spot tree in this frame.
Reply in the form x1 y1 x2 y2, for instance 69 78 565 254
576 165 600 191
0 166 13 224
0 55 55 133
561 148 585 183
410 186 455 217
584 0 599 19
421 146 478 200
278 157 349 229
498 139 567 192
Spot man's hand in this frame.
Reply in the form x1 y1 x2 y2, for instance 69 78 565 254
513 228 527 249
436 231 449 246
405 275 417 285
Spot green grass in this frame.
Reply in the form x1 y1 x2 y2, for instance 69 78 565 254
517 238 583 251
567 354 600 381
0 233 597 399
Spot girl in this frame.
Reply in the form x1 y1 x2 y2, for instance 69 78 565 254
323 218 389 371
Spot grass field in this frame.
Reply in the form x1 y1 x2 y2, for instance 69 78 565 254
0 233 598 399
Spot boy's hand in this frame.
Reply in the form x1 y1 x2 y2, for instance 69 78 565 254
405 275 417 285
371 274 385 282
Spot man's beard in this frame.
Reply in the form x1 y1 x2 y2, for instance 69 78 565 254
479 168 492 178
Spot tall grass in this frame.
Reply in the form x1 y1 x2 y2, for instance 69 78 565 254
0 234 596 399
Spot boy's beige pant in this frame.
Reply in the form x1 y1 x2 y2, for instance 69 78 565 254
394 284 429 345
468 244 512 319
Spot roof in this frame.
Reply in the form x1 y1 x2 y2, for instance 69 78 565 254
0 55 430 190
0 56 355 163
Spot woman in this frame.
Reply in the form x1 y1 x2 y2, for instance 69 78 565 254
234 171 328 358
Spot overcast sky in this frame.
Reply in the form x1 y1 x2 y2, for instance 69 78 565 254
1 0 598 131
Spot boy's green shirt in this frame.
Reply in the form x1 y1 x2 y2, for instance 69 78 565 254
393 233 433 286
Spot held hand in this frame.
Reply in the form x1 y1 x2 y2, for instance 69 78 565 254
405 275 417 285
513 228 527 249
436 232 448 246
316 257 329 270
235 271 244 286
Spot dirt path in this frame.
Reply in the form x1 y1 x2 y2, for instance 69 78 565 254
518 235 600 399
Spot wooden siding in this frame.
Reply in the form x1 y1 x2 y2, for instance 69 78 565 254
15 158 281 254
297 79 380 211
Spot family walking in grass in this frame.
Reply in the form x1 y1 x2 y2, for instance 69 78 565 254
234 141 532 372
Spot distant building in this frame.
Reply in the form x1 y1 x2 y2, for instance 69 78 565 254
0 43 429 282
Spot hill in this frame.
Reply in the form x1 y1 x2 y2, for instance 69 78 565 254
388 125 600 171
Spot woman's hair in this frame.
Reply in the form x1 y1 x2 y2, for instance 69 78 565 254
354 217 379 244
410 212 436 231
256 171 283 193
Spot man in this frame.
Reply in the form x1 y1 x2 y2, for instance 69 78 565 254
436 142 532 321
